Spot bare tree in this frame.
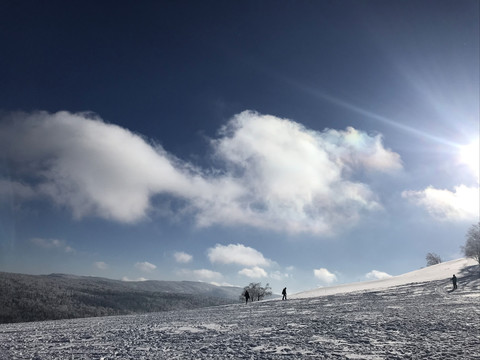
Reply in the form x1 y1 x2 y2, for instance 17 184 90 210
257 283 272 301
463 222 480 265
425 252 442 266
240 282 272 302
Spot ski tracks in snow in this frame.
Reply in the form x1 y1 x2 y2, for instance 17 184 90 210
0 279 479 359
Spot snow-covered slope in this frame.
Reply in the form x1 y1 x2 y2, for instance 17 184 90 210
1 258 478 359
292 257 477 299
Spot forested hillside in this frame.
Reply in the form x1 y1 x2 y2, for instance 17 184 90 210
0 272 242 324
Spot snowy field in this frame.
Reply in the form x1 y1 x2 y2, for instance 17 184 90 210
1 259 478 359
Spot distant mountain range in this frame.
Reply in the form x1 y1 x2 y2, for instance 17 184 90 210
0 272 243 324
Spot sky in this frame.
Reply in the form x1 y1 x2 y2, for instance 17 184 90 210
0 0 479 294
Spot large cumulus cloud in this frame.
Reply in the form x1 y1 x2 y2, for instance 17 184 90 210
0 110 402 234
196 111 402 233
0 111 195 223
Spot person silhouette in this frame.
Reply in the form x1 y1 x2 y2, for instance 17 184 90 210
245 290 250 304
282 287 287 300
451 274 457 290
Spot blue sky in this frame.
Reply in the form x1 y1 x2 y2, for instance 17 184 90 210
0 0 478 294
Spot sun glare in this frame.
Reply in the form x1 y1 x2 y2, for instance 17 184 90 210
459 139 480 180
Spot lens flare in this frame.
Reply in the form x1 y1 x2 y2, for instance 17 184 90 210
459 139 480 180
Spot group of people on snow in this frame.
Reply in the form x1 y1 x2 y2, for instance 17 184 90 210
244 274 459 304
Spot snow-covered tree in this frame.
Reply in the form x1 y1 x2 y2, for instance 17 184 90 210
463 222 480 265
241 282 272 302
257 283 272 301
425 252 442 266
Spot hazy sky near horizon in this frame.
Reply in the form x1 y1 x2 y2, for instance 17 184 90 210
0 0 478 293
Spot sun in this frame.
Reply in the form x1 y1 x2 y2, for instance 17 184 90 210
459 138 479 180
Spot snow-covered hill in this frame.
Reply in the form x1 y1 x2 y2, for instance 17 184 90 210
0 259 478 359
0 272 242 323
292 257 478 299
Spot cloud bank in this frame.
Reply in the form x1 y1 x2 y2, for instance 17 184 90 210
0 110 403 234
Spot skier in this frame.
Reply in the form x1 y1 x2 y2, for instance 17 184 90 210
282 287 287 300
244 290 250 304
451 274 457 290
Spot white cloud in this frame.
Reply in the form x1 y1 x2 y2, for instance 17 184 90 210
1 110 402 234
238 266 268 278
0 111 193 223
313 268 337 284
193 269 223 280
365 270 392 280
179 269 223 280
196 112 400 234
122 276 148 282
31 238 75 253
174 251 193 263
402 185 479 222
321 126 403 173
94 261 108 270
207 243 271 267
135 261 157 273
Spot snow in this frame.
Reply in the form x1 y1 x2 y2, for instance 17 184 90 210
0 258 478 359
291 257 478 299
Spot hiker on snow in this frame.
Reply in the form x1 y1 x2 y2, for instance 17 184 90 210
451 274 457 290
282 287 287 300
244 290 250 304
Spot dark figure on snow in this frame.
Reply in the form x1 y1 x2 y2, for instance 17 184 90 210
245 290 250 304
451 274 457 290
282 287 287 300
